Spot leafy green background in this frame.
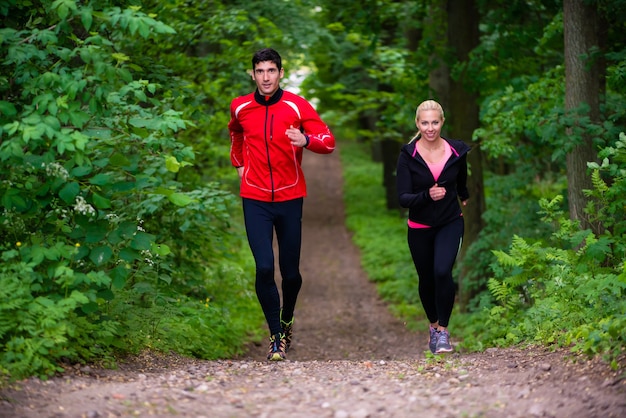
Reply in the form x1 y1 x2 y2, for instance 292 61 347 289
1 0 625 382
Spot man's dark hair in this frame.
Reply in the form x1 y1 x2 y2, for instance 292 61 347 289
252 48 282 70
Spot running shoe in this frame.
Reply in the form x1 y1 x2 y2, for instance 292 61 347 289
280 314 294 352
428 326 439 354
267 333 287 361
435 329 454 354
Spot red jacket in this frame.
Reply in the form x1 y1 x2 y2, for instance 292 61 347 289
229 88 335 202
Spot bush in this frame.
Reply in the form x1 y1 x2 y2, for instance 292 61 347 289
0 2 263 381
467 133 626 367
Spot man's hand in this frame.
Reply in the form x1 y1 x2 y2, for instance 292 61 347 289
286 125 307 147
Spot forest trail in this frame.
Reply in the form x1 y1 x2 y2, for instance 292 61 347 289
239 143 419 362
1 148 625 418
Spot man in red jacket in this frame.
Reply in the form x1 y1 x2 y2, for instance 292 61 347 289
228 48 335 360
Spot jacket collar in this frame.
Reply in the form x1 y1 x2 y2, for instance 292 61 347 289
405 138 471 158
254 88 283 106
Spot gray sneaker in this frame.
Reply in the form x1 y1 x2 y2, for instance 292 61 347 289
435 329 454 354
428 326 438 354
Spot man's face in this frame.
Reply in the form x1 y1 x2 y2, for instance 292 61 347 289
252 61 284 96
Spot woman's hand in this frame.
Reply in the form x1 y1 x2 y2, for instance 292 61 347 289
429 183 446 201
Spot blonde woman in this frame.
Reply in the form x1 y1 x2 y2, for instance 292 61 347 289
396 100 470 354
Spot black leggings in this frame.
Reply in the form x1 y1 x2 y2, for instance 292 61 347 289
407 217 463 328
242 198 303 336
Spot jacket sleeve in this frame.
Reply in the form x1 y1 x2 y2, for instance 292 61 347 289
228 102 244 167
299 99 335 154
456 154 469 201
396 152 432 209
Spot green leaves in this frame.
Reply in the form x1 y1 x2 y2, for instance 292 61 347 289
0 0 269 380
80 6 94 31
51 0 77 20
89 246 113 266
0 101 17 117
481 132 626 360
91 192 111 209
58 182 80 204
165 155 193 173
130 231 155 251
108 6 176 38
1 188 29 211
21 123 46 142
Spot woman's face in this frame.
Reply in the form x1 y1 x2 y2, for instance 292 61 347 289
416 109 443 141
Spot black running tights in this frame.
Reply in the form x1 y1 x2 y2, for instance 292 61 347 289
407 217 464 328
242 198 303 336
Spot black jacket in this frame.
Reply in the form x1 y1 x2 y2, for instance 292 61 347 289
396 138 470 227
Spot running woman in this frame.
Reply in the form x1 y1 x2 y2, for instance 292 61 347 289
396 100 470 354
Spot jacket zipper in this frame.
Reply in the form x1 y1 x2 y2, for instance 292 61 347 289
265 109 275 201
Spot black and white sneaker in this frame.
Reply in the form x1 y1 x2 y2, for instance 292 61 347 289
267 333 287 361
281 317 294 352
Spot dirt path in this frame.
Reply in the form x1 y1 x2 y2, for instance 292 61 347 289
241 145 418 363
1 150 625 418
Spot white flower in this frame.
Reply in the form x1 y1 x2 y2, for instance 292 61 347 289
44 162 70 180
73 196 96 217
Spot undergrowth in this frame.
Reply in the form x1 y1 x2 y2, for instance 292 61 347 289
0 3 265 383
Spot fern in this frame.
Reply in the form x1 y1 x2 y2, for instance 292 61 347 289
487 278 516 310
589 168 610 195
491 248 520 268
480 135 626 362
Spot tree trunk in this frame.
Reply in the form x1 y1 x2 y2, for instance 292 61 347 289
446 0 485 310
380 3 424 211
563 0 601 232
426 0 449 107
382 139 403 210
